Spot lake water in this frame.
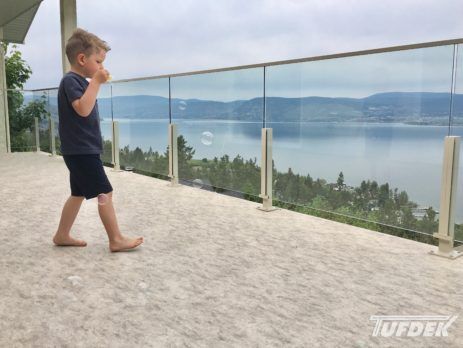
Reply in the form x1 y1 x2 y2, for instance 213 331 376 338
101 119 463 222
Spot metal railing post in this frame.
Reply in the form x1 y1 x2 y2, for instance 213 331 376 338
0 38 11 153
258 128 277 212
168 123 179 186
111 120 121 171
34 117 40 153
430 136 463 259
49 117 56 156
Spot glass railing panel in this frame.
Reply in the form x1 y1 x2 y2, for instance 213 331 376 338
97 83 113 165
266 44 455 239
8 90 39 152
32 90 51 153
171 68 263 195
46 88 60 155
100 120 113 166
110 78 170 175
97 83 113 122
451 44 463 244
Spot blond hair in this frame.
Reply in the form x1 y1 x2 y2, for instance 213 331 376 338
65 28 111 65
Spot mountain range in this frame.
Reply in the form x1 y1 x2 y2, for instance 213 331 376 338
42 92 463 125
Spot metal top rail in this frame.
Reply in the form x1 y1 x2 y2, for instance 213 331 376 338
13 37 463 92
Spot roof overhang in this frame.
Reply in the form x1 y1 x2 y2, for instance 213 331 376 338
0 0 43 44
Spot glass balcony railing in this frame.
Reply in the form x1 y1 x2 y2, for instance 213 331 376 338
111 78 170 176
171 68 263 194
7 38 463 245
46 88 60 155
33 89 51 153
267 44 455 241
7 90 37 152
97 83 113 165
452 43 463 243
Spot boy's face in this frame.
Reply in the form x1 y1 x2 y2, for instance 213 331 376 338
76 49 106 78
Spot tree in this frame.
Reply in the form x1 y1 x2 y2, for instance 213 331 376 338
3 43 48 151
10 95 49 151
10 95 48 134
3 43 32 89
4 43 32 119
162 135 195 178
336 171 344 189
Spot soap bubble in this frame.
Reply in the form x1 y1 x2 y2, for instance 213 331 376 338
200 131 213 146
66 275 83 287
178 100 187 111
98 193 109 205
138 282 149 290
192 178 203 189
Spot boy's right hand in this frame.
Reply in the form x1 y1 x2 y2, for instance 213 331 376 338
92 69 111 84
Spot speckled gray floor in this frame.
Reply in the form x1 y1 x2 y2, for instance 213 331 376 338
1 152 462 348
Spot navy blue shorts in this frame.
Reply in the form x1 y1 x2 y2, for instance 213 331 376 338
63 154 113 200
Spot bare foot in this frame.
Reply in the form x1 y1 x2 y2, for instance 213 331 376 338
109 236 144 252
53 234 87 247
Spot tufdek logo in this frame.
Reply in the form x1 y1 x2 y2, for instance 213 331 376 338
370 315 458 337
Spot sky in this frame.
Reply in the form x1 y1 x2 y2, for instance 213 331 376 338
8 0 463 97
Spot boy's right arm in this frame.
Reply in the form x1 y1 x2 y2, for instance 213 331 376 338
72 69 109 117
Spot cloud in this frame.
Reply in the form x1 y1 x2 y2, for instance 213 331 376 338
13 0 463 91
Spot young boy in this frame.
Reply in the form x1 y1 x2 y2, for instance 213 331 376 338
52 28 143 252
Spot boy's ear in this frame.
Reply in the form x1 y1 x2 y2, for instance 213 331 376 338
76 53 86 66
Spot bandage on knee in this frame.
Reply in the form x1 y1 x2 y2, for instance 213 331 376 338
97 193 109 205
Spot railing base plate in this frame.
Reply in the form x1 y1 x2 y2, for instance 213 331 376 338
429 248 463 259
257 206 278 212
168 178 180 187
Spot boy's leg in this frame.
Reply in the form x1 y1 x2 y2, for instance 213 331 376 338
53 195 87 246
98 191 143 252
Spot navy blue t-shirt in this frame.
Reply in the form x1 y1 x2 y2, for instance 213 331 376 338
58 72 103 155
